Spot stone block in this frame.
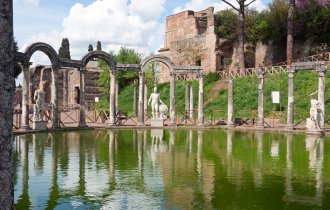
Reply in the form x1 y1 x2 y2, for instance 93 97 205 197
151 119 164 127
32 120 47 130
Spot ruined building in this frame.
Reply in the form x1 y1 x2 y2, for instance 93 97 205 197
159 7 220 76
14 61 103 108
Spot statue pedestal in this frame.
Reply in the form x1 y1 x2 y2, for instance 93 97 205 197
151 119 164 127
32 120 47 130
306 130 325 136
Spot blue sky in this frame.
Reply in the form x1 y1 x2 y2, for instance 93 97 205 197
13 0 271 68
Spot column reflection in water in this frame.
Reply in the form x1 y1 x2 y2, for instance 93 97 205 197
15 135 31 209
285 134 324 206
109 130 115 184
150 129 165 169
33 133 45 173
78 132 86 197
226 130 233 178
169 129 175 182
254 131 263 188
46 133 59 209
197 130 203 177
137 130 143 177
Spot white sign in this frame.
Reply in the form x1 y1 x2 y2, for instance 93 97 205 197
94 97 99 103
271 91 280 104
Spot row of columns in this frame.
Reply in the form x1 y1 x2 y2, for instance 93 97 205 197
21 66 205 129
227 67 327 130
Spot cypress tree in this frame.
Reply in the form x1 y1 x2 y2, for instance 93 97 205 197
58 38 71 59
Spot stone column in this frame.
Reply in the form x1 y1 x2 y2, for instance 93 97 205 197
21 62 32 130
198 73 204 126
227 79 234 128
169 72 176 125
79 68 87 127
109 70 116 126
317 67 326 129
133 80 138 116
286 70 295 130
256 72 265 128
144 83 148 114
189 86 194 118
0 1 15 206
185 82 190 118
115 81 119 114
51 65 60 128
137 72 145 126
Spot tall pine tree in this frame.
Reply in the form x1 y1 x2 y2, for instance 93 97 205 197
58 38 71 59
96 41 102 51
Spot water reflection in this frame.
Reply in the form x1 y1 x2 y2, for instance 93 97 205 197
14 130 330 209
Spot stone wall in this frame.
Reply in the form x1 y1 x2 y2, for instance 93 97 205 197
159 7 220 81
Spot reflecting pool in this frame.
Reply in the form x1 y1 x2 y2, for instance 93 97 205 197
14 129 330 209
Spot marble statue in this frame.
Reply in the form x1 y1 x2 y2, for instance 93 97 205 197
306 91 323 131
148 86 166 119
33 84 46 121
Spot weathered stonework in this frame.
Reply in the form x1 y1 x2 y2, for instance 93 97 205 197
20 61 103 109
159 7 219 80
0 0 14 208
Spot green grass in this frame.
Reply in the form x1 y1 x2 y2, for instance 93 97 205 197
117 70 330 120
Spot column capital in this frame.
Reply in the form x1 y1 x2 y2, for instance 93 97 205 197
79 67 87 73
22 62 32 70
138 71 145 77
169 72 176 78
288 70 295 78
197 72 205 79
257 71 265 79
317 67 327 77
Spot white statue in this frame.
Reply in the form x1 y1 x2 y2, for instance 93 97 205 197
306 91 323 131
148 86 165 119
33 84 46 121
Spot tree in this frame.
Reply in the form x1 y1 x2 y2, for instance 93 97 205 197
221 0 256 74
88 44 93 52
96 41 102 51
0 0 15 208
58 38 71 59
13 40 22 78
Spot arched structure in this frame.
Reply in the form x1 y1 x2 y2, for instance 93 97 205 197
81 51 117 126
141 55 175 73
81 51 116 71
24 42 59 65
20 42 61 130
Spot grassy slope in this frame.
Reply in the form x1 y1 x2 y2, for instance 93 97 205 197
118 71 330 120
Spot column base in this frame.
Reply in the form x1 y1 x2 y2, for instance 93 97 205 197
137 122 145 126
227 122 235 128
108 123 116 127
21 125 31 130
256 123 264 129
286 125 294 131
197 123 205 127
79 124 88 128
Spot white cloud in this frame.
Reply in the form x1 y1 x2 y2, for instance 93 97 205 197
59 0 165 57
19 0 166 64
173 0 267 13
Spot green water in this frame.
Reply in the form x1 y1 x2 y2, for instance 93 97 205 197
14 129 330 209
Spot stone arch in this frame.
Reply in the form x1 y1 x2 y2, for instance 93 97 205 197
24 42 59 65
141 55 175 73
81 51 116 71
